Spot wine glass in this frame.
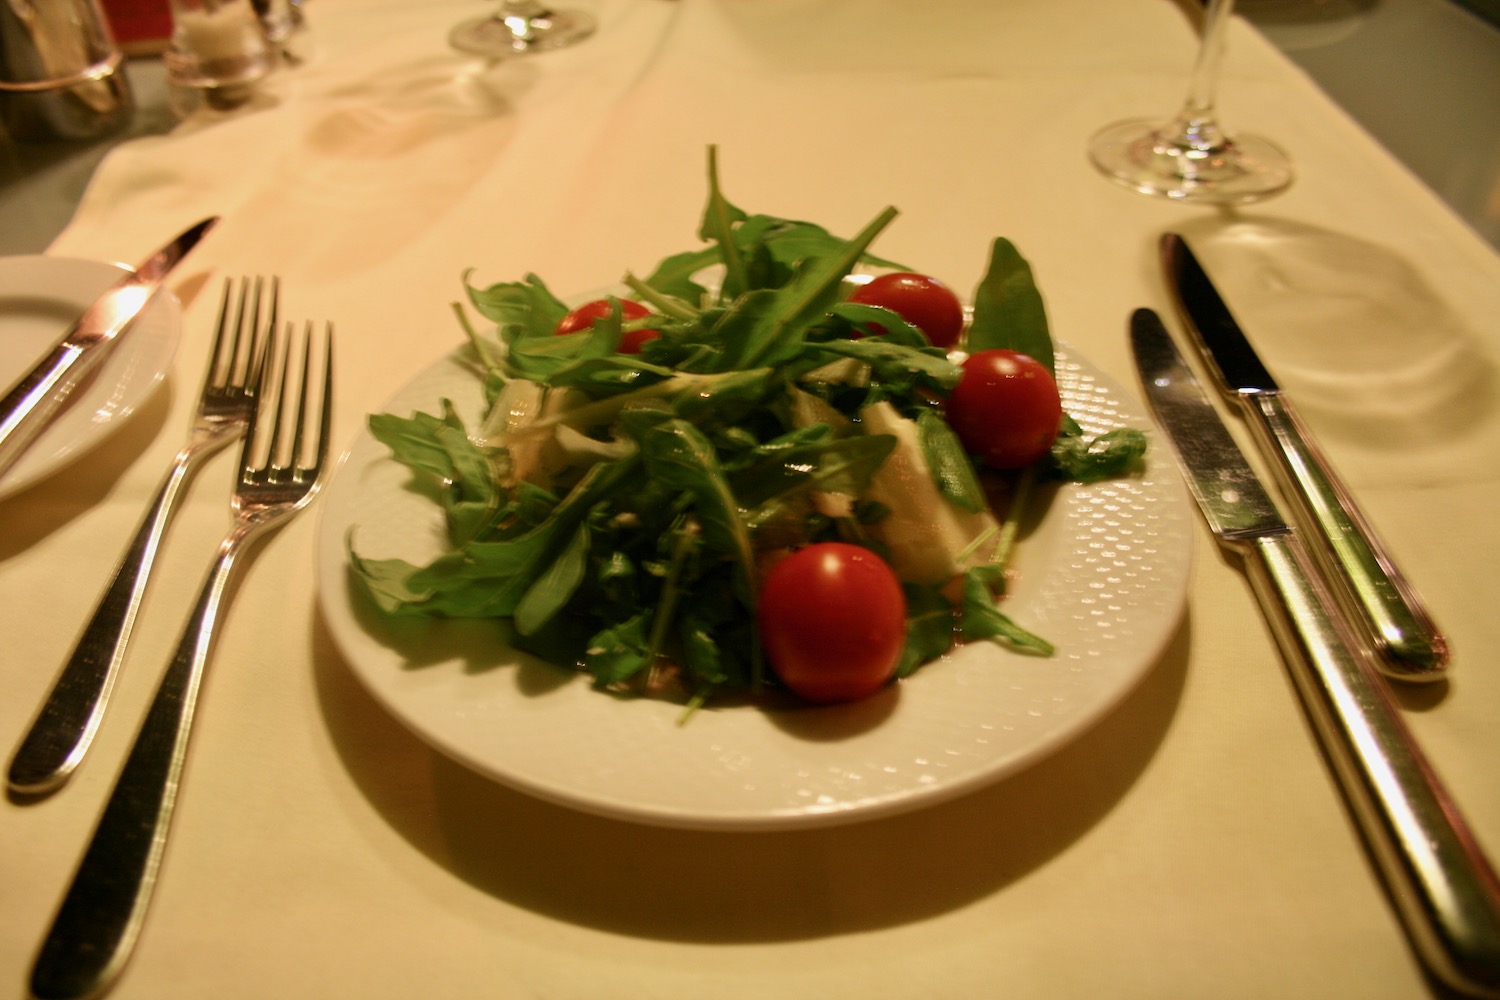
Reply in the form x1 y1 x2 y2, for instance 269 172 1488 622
449 1 596 57
1088 0 1292 203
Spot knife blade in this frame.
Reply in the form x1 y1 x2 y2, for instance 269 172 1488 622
1132 307 1500 998
0 217 219 484
1161 232 1446 680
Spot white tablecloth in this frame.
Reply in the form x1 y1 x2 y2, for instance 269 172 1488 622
5 1 1500 997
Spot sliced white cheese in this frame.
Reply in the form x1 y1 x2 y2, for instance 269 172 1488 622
547 421 634 479
482 380 638 492
480 377 557 490
787 385 853 519
859 400 1000 585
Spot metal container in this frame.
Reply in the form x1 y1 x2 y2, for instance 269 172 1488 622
0 0 134 142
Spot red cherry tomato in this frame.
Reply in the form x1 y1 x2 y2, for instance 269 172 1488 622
618 326 662 354
758 543 907 704
943 349 1062 470
846 272 965 348
555 298 660 354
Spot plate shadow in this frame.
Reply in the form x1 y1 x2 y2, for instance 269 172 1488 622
312 606 1191 943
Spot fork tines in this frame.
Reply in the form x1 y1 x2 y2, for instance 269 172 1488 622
212 277 278 391
241 320 333 488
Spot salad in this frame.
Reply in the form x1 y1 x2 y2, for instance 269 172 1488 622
349 149 1145 713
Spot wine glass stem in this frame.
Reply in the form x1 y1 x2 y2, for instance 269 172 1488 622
1183 0 1234 120
503 0 549 17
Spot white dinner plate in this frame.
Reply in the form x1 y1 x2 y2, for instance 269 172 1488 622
0 255 182 501
315 343 1193 830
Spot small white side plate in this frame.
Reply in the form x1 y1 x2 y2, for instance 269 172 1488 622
0 255 182 500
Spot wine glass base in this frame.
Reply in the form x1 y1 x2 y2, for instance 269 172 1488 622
449 7 597 57
1088 117 1293 204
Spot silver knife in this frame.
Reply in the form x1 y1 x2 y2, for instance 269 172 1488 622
0 218 219 483
1131 307 1500 998
1160 232 1447 680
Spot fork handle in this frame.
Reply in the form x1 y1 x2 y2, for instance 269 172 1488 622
7 452 204 796
29 526 250 1000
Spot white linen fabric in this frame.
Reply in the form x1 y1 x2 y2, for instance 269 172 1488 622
4 1 1499 997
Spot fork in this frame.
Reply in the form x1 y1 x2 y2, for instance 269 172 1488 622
7 278 276 797
28 321 333 1000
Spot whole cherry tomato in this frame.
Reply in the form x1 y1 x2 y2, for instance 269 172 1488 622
555 298 661 354
943 349 1062 470
847 272 965 348
758 542 907 703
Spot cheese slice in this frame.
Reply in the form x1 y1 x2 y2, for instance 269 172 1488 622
859 400 999 585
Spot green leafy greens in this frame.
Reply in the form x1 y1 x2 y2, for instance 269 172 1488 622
350 148 1146 708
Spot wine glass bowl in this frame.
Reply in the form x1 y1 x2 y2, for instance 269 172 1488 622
450 1 597 57
1088 0 1293 204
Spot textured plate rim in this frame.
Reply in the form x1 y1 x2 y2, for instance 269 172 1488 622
314 341 1193 830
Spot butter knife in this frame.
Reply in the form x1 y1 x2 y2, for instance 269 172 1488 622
1160 233 1447 680
1132 307 1500 997
0 218 219 484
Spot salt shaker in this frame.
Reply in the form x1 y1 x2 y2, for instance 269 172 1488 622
163 0 272 107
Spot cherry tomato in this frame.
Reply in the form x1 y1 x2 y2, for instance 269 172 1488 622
617 326 662 354
758 542 907 704
846 272 965 348
554 298 661 354
943 349 1062 470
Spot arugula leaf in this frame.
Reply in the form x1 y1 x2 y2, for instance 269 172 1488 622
740 434 897 530
642 515 701 665
704 288 788 372
514 521 591 635
464 272 569 335
643 210 910 310
741 206 900 371
366 403 501 543
735 214 907 274
966 238 1054 372
638 248 719 304
916 409 986 514
368 403 479 483
701 146 751 301
895 584 956 678
636 417 759 597
348 548 438 615
1051 426 1149 483
498 327 589 382
622 271 703 323
678 615 729 686
667 368 777 425
677 577 753 689
594 547 638 613
805 337 961 393
547 355 676 396
583 613 652 685
397 531 556 617
958 568 1054 655
824 301 929 348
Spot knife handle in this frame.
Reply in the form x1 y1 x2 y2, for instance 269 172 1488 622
1245 530 1500 996
0 342 87 481
1245 391 1448 679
